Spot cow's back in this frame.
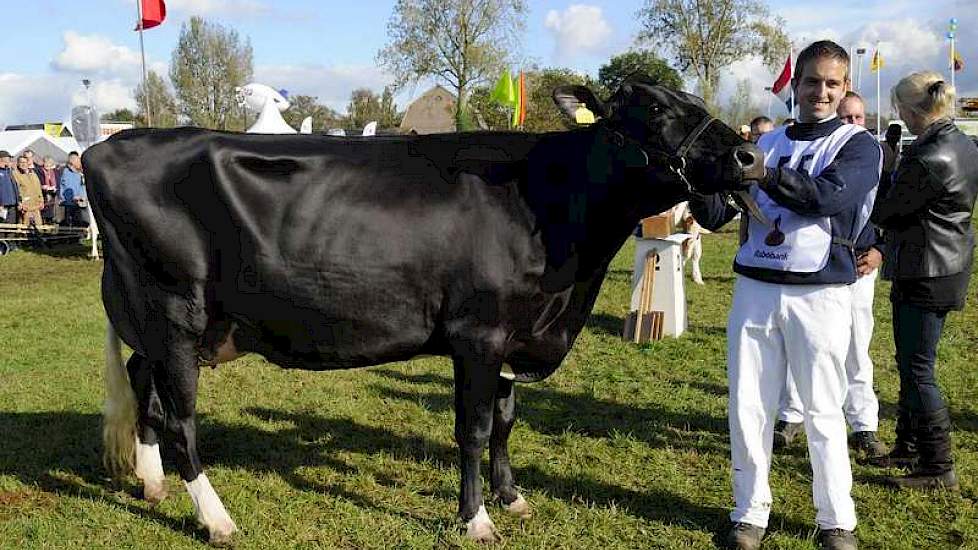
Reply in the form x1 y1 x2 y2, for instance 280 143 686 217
85 128 547 367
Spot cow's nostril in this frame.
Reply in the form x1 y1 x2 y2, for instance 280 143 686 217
735 149 757 167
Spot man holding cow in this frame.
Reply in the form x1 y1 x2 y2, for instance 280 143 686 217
692 40 882 550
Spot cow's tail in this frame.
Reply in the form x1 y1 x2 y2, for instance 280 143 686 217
102 320 137 476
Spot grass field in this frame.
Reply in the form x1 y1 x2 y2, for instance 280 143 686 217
1 231 977 550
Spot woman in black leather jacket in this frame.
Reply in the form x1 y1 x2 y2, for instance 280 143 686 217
871 71 978 491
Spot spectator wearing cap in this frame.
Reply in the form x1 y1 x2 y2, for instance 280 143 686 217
0 151 20 224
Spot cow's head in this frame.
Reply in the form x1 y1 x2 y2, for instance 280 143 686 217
553 76 763 195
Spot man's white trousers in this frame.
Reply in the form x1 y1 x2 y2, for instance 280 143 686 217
780 270 879 432
728 276 856 531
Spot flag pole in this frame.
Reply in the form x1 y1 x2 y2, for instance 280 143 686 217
876 42 881 138
136 0 153 126
949 17 958 118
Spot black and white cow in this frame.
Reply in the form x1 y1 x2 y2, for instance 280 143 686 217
84 78 762 545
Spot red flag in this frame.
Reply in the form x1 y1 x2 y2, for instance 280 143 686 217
771 55 792 112
518 71 527 126
136 0 166 30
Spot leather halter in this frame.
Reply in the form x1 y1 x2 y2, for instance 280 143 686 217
611 113 718 194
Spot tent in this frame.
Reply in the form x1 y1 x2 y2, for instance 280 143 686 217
0 130 81 163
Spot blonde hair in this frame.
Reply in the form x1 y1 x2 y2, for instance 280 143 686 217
891 71 956 120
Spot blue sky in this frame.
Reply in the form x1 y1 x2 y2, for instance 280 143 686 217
0 0 974 126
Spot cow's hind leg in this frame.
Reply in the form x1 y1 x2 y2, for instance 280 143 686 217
490 377 530 518
154 330 237 546
453 351 502 543
127 354 167 505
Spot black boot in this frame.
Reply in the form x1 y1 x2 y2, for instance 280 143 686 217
870 407 917 468
886 408 959 491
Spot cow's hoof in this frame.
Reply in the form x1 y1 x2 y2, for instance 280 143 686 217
465 505 501 543
207 521 238 547
503 494 531 519
142 480 168 506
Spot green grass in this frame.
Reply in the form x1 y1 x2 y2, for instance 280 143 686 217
1 234 977 549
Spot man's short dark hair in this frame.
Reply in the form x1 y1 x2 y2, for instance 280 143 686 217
782 117 796 126
794 40 850 81
0 150 9 159
68 151 80 158
750 116 773 128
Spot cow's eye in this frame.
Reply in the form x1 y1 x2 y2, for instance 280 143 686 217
650 104 662 114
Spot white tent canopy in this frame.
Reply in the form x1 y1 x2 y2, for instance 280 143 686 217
0 130 81 163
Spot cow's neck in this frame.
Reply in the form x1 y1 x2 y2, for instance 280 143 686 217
525 125 686 291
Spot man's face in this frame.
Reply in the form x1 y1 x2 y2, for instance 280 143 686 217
68 155 82 171
16 157 30 172
793 56 849 122
750 121 774 142
838 97 866 127
24 151 34 166
0 156 9 169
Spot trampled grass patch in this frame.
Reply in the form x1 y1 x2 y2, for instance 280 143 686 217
1 234 976 549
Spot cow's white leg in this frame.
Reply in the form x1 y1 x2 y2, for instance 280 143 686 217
465 505 500 542
185 473 238 546
135 440 167 505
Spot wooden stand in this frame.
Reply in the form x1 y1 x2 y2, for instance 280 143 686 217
623 251 665 342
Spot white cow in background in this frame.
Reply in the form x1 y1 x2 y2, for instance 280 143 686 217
673 202 705 285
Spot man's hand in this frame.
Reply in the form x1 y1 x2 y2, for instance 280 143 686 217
857 247 883 276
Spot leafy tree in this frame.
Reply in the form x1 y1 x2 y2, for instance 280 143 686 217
720 78 761 128
101 108 138 123
170 17 253 130
134 71 179 128
468 86 511 131
377 0 526 131
346 88 384 131
379 86 402 129
598 50 683 94
282 95 343 131
523 68 595 133
637 0 789 107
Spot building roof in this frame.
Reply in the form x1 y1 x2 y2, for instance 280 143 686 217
0 130 81 162
399 85 457 134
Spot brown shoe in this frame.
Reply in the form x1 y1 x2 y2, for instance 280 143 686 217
886 469 960 492
849 431 887 461
726 522 765 550
818 528 857 550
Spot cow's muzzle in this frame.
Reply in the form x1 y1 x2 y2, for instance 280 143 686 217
731 143 765 182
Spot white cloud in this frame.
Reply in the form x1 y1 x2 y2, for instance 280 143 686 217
544 5 613 60
52 31 142 75
253 63 396 114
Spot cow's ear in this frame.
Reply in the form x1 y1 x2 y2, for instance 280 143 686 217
553 85 607 123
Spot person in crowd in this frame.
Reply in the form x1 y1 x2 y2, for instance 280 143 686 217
691 40 881 550
39 156 60 224
59 151 88 227
870 71 978 491
749 116 775 142
773 91 887 461
22 149 44 182
12 154 45 227
0 151 20 224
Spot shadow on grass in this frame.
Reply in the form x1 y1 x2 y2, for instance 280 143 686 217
368 369 729 455
585 312 624 337
0 412 200 540
0 408 813 545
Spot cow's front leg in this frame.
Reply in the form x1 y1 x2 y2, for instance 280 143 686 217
453 353 502 543
156 332 238 547
490 377 530 518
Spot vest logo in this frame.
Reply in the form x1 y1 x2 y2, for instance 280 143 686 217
764 216 786 246
754 249 789 261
